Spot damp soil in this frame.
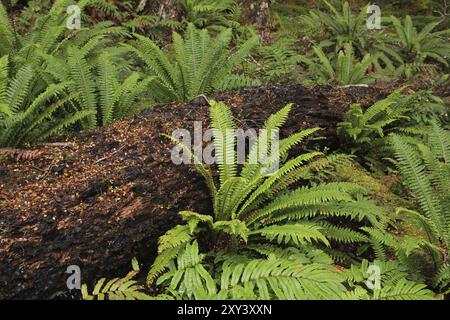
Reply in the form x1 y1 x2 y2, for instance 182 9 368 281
0 83 399 299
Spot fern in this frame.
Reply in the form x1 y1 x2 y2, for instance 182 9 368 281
299 1 369 54
0 2 14 56
388 15 450 67
147 101 387 299
391 135 446 235
82 258 152 300
67 46 97 128
373 15 450 79
180 0 241 32
0 62 91 147
259 38 302 82
219 257 347 300
299 44 378 85
337 88 444 165
344 260 436 300
366 128 450 290
127 23 258 103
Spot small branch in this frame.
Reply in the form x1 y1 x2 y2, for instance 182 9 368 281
37 142 76 148
339 84 370 88
37 160 56 181
95 145 126 164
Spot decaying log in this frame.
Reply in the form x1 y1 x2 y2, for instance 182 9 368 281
0 83 395 299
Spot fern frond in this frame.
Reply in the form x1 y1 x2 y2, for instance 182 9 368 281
158 225 193 254
0 2 14 56
220 258 347 300
96 52 118 125
209 100 237 185
67 46 97 128
375 279 435 300
6 65 34 113
250 223 330 247
391 134 444 233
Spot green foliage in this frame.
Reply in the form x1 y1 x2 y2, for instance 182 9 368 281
379 15 450 78
257 38 303 82
375 125 450 290
299 44 377 85
3 0 450 300
41 47 155 127
0 56 93 147
145 100 392 300
0 1 14 57
1 0 125 63
344 259 435 300
299 1 369 53
287 1 450 82
271 1 310 39
392 126 450 247
0 1 155 146
157 241 353 300
82 258 154 300
337 88 446 163
127 23 259 103
180 0 241 32
337 89 405 156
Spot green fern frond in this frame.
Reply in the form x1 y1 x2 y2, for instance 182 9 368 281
375 279 435 300
6 65 34 113
96 52 118 125
210 100 237 185
220 258 347 300
391 134 444 233
67 46 97 128
250 223 330 247
0 2 14 56
158 225 193 254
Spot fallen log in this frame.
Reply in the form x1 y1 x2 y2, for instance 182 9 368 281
0 83 395 299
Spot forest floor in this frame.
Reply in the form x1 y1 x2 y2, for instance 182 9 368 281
0 82 416 299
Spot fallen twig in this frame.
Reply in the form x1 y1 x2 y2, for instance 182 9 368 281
95 145 126 164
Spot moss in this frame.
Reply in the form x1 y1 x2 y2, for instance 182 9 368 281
333 161 412 212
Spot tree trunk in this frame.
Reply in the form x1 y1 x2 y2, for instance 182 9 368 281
147 0 181 20
237 0 272 29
